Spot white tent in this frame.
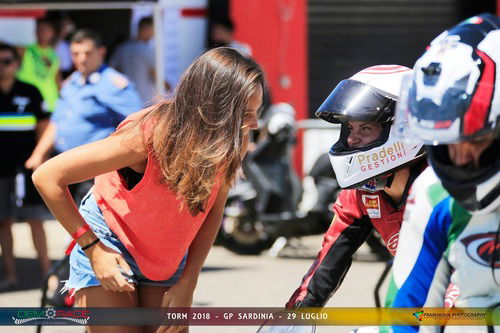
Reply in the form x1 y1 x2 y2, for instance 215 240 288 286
0 0 209 93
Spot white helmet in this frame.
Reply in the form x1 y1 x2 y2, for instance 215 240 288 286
395 14 500 213
315 65 425 190
265 103 296 135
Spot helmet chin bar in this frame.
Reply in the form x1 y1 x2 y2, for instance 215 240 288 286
328 125 425 189
358 173 395 193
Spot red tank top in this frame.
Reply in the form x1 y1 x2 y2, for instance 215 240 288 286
93 110 220 281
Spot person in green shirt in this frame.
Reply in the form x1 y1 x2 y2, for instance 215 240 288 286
17 17 60 113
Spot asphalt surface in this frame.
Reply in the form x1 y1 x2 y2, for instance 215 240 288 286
0 220 389 333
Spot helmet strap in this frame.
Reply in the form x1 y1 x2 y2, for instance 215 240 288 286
385 172 395 188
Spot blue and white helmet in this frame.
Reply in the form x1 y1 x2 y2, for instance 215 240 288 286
395 13 500 213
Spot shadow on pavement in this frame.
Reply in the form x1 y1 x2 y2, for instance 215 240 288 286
276 253 317 260
201 266 241 273
0 257 58 293
277 251 389 262
0 261 241 293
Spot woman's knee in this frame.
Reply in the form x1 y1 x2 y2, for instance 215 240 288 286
76 286 138 307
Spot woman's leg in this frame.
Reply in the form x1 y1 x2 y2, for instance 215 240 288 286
76 286 140 333
138 285 188 333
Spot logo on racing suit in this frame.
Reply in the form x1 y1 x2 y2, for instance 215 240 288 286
386 232 399 254
362 194 381 218
461 232 500 268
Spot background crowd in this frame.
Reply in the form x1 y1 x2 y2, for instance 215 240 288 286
0 11 250 292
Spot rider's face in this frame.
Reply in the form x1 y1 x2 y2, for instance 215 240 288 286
347 121 383 148
447 133 494 168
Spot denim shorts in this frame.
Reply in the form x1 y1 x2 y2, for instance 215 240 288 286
64 190 187 294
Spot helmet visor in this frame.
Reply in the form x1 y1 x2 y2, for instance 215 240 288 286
395 63 496 145
315 79 397 124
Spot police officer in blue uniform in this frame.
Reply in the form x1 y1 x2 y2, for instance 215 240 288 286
26 29 143 203
52 62 142 153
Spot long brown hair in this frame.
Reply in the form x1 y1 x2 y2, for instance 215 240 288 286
137 47 265 216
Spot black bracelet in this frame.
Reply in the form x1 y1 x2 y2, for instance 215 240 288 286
81 238 100 251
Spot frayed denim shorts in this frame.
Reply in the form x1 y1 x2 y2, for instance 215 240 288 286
64 190 187 295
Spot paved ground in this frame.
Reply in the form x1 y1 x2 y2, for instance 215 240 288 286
0 220 389 333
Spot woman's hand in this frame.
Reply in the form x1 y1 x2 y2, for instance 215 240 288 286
85 241 135 292
156 279 195 333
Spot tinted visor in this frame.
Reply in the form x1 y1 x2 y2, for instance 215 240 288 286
407 78 495 143
315 80 397 124
409 87 470 121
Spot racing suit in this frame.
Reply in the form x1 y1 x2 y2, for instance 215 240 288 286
392 167 500 333
287 161 426 308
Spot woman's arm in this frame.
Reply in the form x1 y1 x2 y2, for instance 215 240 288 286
160 183 230 307
32 126 146 292
157 183 229 333
183 183 230 284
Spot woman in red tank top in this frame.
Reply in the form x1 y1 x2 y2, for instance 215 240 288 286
32 47 265 333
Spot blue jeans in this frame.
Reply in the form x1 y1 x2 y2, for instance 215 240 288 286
64 190 186 294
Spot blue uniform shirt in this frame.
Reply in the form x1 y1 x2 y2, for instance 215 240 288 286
52 65 143 152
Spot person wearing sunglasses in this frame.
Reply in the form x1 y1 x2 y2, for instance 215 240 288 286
0 43 52 290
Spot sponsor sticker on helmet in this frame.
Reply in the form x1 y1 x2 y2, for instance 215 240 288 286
362 194 381 218
357 142 406 173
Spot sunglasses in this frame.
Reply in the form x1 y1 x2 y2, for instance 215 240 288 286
0 58 15 66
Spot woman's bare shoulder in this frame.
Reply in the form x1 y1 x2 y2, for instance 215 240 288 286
35 128 148 185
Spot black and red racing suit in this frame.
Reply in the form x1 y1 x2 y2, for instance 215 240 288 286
286 161 425 308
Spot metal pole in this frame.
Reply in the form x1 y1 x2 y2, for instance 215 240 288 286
374 259 393 308
153 4 165 96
